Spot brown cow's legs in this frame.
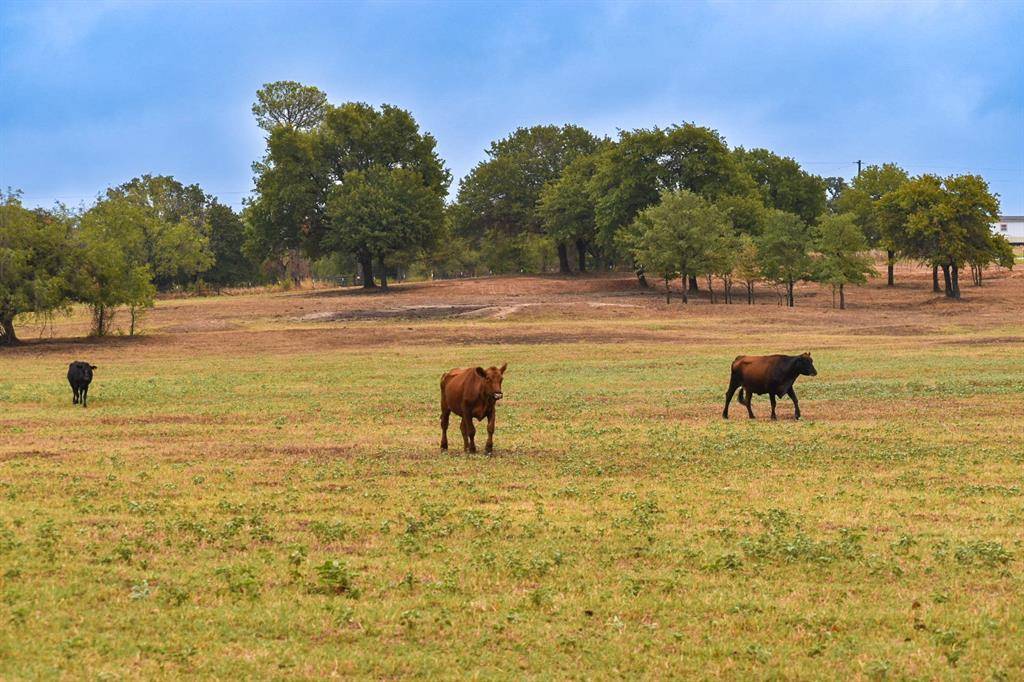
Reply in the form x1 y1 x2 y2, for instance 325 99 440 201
466 419 477 453
459 416 470 451
723 378 741 419
787 388 801 420
743 390 755 419
769 394 777 420
440 407 450 449
485 410 496 454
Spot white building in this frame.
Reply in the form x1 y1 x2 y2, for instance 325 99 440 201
991 216 1024 245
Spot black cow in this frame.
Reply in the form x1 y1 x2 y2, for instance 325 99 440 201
723 353 817 420
67 362 97 407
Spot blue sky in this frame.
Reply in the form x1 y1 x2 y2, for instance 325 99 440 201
1 0 1022 213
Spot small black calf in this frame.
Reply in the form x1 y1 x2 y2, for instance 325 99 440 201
67 362 97 407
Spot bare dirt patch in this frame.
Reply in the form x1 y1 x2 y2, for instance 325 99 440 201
3 263 1021 358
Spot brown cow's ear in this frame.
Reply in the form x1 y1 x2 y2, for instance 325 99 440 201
475 367 487 377
499 363 507 374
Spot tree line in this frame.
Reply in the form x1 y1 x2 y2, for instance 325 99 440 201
2 80 1015 344
1 178 258 343
247 81 1012 303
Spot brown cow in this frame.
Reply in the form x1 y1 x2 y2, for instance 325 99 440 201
723 353 817 420
440 363 507 453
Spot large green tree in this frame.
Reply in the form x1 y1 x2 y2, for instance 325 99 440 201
71 198 158 336
812 213 875 309
537 146 609 272
733 147 826 224
834 163 908 285
205 202 260 286
107 174 247 288
757 210 812 307
248 97 449 287
456 124 601 273
618 189 734 304
592 124 753 288
0 193 70 344
945 175 1013 288
876 174 1006 299
325 166 444 288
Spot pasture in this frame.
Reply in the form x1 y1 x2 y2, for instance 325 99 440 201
1 266 1022 679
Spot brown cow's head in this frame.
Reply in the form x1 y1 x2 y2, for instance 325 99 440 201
475 363 507 401
798 352 817 376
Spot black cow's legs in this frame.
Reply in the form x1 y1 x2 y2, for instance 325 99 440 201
787 388 801 420
769 394 777 420
72 387 78 405
81 386 88 408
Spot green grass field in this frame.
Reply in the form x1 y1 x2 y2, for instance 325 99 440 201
1 278 1023 679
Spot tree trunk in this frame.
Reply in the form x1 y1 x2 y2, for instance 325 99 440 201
706 274 715 304
0 315 16 345
787 279 795 307
130 307 137 336
635 264 649 288
664 276 671 304
932 265 940 293
688 275 699 293
93 305 106 337
941 263 952 298
950 262 960 299
557 242 571 274
680 271 689 304
746 282 754 305
360 254 376 288
575 239 587 273
839 283 846 310
887 250 895 286
378 255 388 289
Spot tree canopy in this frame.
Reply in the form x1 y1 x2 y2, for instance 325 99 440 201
456 124 601 273
0 192 70 344
252 81 329 132
618 189 734 303
248 97 450 287
878 173 1007 298
812 213 875 309
71 197 159 335
733 147 826 224
757 210 813 307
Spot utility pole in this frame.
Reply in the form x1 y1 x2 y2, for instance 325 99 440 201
856 159 863 177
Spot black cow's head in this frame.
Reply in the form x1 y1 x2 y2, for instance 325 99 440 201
475 363 507 401
72 362 96 382
798 353 817 376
